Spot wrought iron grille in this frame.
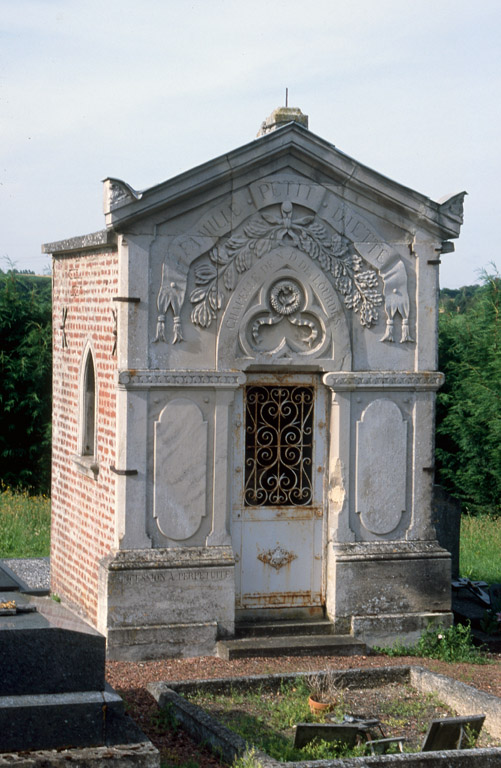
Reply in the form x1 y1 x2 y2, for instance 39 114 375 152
244 385 314 507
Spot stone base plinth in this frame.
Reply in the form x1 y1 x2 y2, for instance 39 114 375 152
352 611 453 647
326 541 452 646
98 546 235 660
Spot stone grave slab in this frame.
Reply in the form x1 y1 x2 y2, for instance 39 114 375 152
421 714 485 751
0 593 158 759
0 564 20 592
0 591 105 695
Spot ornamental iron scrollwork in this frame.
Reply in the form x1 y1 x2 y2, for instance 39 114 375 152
244 385 314 507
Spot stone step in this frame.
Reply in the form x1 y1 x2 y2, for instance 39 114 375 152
235 619 335 638
216 633 367 660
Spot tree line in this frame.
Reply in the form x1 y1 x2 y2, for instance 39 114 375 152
436 269 500 515
0 271 52 493
0 268 499 515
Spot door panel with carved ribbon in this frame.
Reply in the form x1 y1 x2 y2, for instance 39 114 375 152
232 375 326 611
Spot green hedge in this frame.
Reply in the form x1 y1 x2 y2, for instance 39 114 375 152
0 271 52 494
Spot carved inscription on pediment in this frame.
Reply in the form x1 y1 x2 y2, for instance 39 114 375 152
152 179 414 347
189 202 382 334
218 246 351 367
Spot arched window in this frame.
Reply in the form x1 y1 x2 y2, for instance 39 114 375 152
74 345 99 477
82 352 96 456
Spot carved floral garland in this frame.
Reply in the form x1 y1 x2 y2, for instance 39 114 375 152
189 202 383 330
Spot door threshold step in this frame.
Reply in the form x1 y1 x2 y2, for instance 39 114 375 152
216 634 367 660
234 619 335 638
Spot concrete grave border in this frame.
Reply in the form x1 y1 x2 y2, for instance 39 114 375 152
148 666 501 767
0 741 159 767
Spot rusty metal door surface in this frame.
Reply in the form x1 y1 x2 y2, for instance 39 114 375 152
232 374 326 611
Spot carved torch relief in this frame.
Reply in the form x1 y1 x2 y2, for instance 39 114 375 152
152 198 414 348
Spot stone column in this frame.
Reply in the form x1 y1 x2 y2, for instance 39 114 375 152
206 388 238 546
323 385 354 544
114 387 151 550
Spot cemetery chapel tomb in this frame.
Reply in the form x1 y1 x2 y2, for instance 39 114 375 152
46 108 465 659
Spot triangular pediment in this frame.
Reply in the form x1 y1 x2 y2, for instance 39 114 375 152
104 122 464 241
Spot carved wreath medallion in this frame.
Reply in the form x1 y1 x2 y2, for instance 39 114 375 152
189 201 382 333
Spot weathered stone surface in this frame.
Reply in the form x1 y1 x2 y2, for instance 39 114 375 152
99 547 234 658
0 688 146 753
256 106 309 136
0 742 159 766
411 666 501 740
0 593 105 695
153 399 207 541
42 229 116 254
48 114 465 658
326 541 452 644
352 612 452 648
355 399 407 535
107 621 218 661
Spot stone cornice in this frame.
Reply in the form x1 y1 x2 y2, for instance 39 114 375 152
332 541 450 562
323 371 444 391
118 369 246 389
104 546 235 570
42 229 117 255
104 124 463 240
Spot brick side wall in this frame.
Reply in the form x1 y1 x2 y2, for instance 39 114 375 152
51 249 118 623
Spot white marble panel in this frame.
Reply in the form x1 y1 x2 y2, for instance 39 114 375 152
153 398 207 540
355 399 407 536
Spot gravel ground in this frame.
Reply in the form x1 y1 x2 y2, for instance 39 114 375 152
2 557 50 590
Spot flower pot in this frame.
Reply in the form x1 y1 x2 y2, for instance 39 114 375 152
308 695 334 714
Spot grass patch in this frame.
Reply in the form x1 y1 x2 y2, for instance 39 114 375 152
185 678 364 760
460 513 501 583
375 622 489 664
183 677 455 759
0 485 50 557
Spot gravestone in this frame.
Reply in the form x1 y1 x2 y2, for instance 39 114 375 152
0 592 154 756
432 485 461 579
44 107 465 659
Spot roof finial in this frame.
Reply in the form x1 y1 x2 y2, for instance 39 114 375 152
257 102 309 137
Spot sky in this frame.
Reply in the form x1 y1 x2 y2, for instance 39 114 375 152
1 0 500 288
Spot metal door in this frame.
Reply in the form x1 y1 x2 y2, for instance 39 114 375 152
231 374 326 612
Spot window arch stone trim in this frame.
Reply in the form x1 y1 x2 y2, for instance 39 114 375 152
72 341 99 478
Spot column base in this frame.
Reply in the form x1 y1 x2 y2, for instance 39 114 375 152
98 546 235 660
326 541 452 647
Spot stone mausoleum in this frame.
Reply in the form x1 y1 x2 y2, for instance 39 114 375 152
44 108 465 660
